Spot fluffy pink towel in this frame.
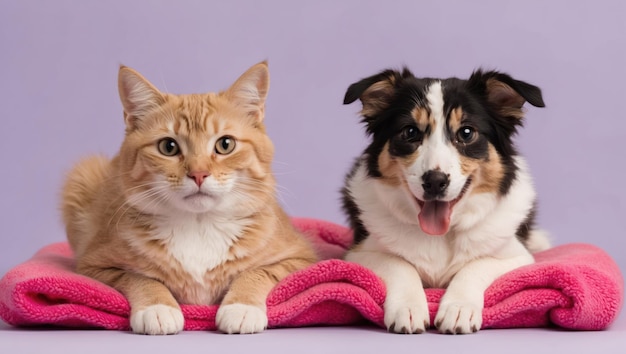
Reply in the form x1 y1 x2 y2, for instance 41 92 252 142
0 218 622 331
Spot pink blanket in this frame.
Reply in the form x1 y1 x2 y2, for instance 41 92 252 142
0 218 623 331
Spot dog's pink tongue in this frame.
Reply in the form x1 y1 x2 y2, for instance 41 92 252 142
418 201 451 236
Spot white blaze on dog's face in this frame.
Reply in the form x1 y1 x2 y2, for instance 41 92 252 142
401 81 472 235
343 68 545 237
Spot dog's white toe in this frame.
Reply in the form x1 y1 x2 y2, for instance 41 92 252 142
130 304 184 335
435 302 482 334
384 299 430 334
216 304 268 334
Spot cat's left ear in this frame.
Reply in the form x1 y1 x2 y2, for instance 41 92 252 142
118 65 166 130
225 61 270 123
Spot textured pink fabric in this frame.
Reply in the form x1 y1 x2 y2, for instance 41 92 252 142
0 218 622 331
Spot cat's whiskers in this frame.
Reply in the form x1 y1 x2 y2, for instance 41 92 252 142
233 181 273 199
128 190 171 228
237 176 292 209
227 192 284 230
99 171 137 212
107 181 170 226
125 185 170 211
271 160 296 177
235 176 283 193
125 191 170 229
229 187 267 212
110 183 170 230
233 179 293 229
237 174 291 193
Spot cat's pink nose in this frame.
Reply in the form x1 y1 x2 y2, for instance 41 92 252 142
188 171 210 187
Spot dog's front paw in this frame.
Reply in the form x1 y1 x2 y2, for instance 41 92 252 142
434 301 482 334
384 298 430 334
216 304 268 334
130 304 184 335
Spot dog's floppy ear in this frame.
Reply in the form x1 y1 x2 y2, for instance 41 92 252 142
344 69 408 118
469 69 545 119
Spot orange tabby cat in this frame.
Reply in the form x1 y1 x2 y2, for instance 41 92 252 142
61 62 316 335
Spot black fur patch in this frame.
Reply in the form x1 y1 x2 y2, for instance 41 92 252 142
341 158 369 245
516 203 537 245
355 73 437 178
465 69 544 194
441 82 516 193
442 89 490 161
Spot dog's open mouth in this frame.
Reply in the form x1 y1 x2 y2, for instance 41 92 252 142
416 177 472 236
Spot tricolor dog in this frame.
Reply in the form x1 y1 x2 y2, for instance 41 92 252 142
341 67 550 334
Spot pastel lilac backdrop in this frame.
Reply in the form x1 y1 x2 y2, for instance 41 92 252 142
1 0 624 290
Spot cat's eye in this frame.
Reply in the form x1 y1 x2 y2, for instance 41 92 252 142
215 136 236 155
157 138 180 156
456 126 477 144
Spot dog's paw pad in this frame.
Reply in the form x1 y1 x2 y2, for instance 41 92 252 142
435 302 482 335
130 304 184 335
216 304 268 334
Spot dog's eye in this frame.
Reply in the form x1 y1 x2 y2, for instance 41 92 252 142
157 138 180 156
401 126 422 142
457 127 477 144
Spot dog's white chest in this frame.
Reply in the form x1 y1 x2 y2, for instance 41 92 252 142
152 217 249 282
376 225 465 287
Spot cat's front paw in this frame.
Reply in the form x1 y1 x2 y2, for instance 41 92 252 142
130 304 185 335
216 304 268 334
384 297 430 334
434 301 482 334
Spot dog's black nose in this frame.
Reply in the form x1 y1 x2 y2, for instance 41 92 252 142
422 170 450 198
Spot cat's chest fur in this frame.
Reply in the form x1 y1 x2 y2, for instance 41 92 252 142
150 214 251 284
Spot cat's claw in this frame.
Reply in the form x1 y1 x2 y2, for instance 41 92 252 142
130 304 184 335
216 303 268 334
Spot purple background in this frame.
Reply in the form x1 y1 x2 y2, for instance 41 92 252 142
1 0 624 278
1 0 624 344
